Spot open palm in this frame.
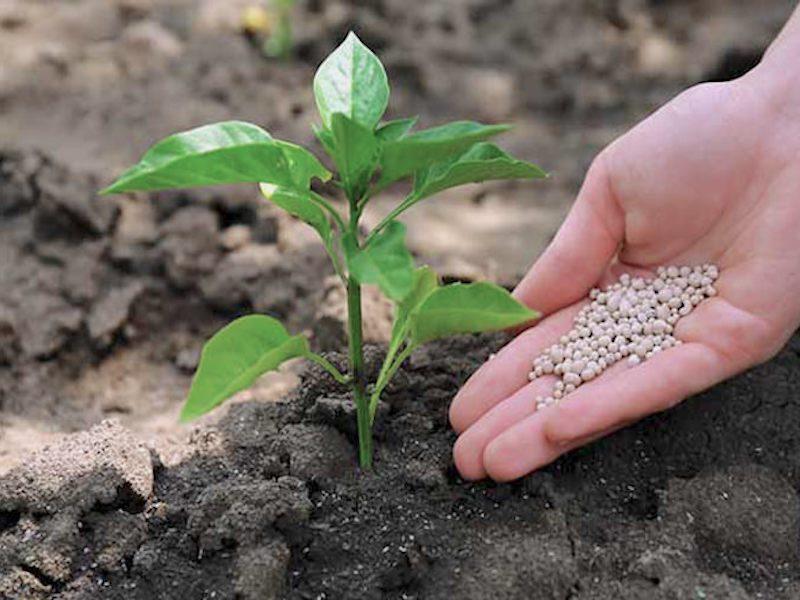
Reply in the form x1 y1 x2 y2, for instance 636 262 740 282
450 77 800 481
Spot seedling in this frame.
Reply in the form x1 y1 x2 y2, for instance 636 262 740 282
102 33 545 468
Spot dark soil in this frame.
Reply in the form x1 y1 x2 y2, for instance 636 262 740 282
2 333 800 599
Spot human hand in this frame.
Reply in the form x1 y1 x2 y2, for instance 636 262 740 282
449 52 800 481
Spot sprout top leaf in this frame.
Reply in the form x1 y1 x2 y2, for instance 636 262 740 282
313 31 390 130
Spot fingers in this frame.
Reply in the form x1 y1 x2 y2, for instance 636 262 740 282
514 155 625 315
453 376 555 480
479 289 767 481
458 253 782 482
449 264 652 436
449 303 584 434
541 341 722 446
482 340 725 481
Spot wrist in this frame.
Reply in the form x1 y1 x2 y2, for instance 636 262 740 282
762 6 800 65
739 53 800 122
744 7 800 115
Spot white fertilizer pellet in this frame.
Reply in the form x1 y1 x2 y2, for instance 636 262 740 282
530 264 719 411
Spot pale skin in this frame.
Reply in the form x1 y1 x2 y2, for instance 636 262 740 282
450 5 800 482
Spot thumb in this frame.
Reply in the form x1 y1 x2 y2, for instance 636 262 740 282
514 154 624 315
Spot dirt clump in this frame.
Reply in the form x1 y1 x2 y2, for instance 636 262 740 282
0 420 152 597
188 476 311 552
235 540 291 600
0 419 152 515
278 423 355 481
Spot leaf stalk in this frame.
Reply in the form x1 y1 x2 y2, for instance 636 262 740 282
369 342 414 423
306 352 350 385
365 191 418 245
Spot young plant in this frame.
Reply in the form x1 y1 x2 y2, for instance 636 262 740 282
102 32 546 469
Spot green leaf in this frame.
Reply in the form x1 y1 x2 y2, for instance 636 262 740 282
414 142 547 200
313 31 389 130
181 315 309 421
378 121 510 187
312 123 336 156
346 221 414 301
409 282 538 345
329 113 380 199
376 117 418 142
374 143 547 229
391 266 439 342
102 121 331 195
259 183 331 244
278 141 332 189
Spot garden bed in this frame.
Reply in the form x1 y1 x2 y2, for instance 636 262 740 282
2 333 800 598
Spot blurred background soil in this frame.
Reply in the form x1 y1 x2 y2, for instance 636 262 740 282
0 0 795 469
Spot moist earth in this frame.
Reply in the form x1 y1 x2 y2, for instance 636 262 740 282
1 334 800 599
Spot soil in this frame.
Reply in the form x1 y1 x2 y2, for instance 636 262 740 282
2 334 800 599
1 0 800 598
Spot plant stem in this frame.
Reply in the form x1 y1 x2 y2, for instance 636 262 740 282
369 343 414 423
309 191 347 231
322 239 346 284
306 352 350 385
367 331 405 421
365 192 417 245
346 276 372 469
344 180 372 469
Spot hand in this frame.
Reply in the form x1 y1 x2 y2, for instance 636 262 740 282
449 67 800 481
